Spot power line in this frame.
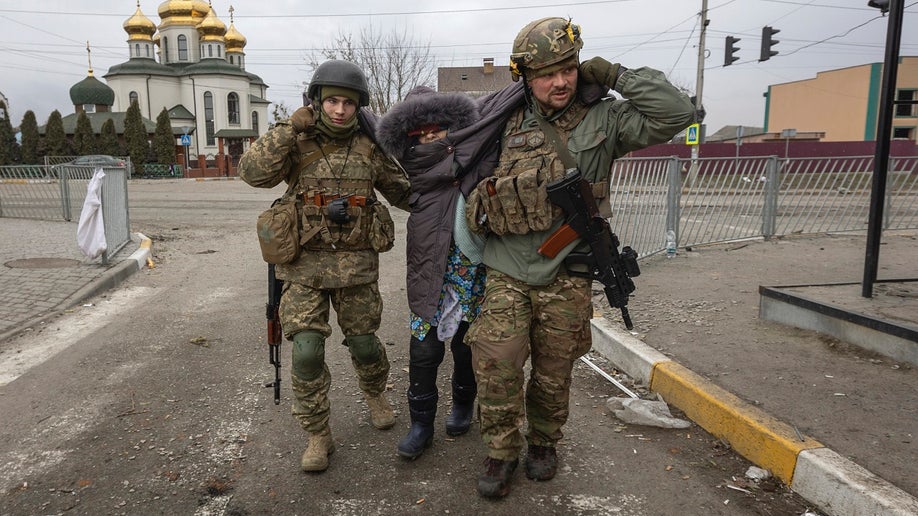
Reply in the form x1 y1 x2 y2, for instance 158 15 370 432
0 2 633 19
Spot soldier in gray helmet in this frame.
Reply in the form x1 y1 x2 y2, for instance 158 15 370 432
238 60 411 473
464 17 699 497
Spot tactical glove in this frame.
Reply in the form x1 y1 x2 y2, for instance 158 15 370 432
579 57 625 91
290 106 316 134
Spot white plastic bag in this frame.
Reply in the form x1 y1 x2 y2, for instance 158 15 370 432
77 167 107 260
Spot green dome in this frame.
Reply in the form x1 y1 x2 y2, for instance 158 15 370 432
69 75 115 106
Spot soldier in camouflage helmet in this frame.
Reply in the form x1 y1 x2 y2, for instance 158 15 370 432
466 17 699 497
238 60 411 473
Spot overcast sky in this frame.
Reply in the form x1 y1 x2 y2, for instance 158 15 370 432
1 0 916 133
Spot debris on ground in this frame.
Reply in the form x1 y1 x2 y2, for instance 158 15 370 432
606 397 692 428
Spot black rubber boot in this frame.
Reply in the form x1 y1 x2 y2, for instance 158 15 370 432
445 381 477 436
397 391 437 460
446 323 477 436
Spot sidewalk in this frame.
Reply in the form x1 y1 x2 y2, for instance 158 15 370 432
1 218 915 515
0 219 151 343
594 230 917 516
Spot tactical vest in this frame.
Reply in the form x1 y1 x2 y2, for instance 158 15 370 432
472 100 597 236
288 133 392 252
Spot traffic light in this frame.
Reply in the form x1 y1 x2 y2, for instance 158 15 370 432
724 36 740 67
760 26 780 62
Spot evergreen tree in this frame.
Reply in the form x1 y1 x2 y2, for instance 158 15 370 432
98 118 121 157
72 111 95 155
44 110 70 158
123 100 148 175
153 108 176 166
0 110 17 165
19 111 40 164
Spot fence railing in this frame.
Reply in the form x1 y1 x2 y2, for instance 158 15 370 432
0 164 132 263
608 155 918 258
2 155 916 263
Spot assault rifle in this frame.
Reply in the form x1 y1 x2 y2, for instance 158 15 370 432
264 263 283 404
537 169 641 330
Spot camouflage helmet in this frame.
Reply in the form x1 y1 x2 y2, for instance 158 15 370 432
306 60 370 107
510 17 583 82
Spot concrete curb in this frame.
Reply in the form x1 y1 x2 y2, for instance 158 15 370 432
0 233 152 344
590 317 918 516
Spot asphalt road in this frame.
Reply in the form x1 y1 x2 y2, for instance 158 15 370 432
0 180 816 515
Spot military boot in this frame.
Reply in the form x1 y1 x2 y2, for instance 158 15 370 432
365 393 395 430
478 456 519 498
524 444 558 481
301 428 335 472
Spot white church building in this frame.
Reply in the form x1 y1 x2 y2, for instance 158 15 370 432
104 1 269 176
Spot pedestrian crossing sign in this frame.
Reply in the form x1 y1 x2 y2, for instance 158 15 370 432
180 134 192 146
685 123 700 145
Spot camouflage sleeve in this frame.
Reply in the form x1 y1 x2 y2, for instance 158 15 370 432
238 122 297 188
372 147 411 211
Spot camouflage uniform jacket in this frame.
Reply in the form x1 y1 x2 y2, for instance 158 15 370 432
482 66 696 285
239 115 411 289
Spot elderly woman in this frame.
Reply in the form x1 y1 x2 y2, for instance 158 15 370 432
377 83 523 459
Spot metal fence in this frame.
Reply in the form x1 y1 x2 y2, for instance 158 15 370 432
2 155 917 262
608 155 918 258
0 164 132 263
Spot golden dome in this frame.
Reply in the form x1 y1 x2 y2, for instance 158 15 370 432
157 0 210 29
123 2 156 41
224 23 246 53
196 6 226 43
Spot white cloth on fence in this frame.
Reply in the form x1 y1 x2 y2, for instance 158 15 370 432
77 167 107 260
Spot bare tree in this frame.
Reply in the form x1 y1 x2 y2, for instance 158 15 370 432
306 25 435 114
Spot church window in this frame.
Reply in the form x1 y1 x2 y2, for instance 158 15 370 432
135 43 140 57
145 44 150 58
163 37 169 63
129 91 139 106
217 46 222 58
228 93 240 125
83 104 96 114
178 35 188 61
204 92 215 146
208 44 213 58
229 56 234 65
252 112 259 135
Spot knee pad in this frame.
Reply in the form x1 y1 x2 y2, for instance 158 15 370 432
346 334 381 365
292 331 326 381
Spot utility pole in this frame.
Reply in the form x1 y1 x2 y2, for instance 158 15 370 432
687 0 708 188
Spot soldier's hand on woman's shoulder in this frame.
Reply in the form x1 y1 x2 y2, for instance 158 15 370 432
579 57 625 90
291 106 317 134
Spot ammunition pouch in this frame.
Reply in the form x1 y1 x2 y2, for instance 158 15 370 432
256 198 301 264
298 197 394 253
470 169 558 236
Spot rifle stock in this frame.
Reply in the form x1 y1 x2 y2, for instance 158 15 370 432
265 264 283 404
541 169 640 330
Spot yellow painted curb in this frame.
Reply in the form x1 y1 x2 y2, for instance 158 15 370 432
650 361 823 484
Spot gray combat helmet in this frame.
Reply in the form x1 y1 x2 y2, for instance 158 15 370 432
306 60 370 107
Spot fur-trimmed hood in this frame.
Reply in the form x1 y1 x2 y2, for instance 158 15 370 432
376 86 480 159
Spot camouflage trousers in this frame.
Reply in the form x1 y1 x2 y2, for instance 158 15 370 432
466 269 593 460
281 281 389 432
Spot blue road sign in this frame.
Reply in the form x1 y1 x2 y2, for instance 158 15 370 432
180 134 191 146
685 123 700 145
